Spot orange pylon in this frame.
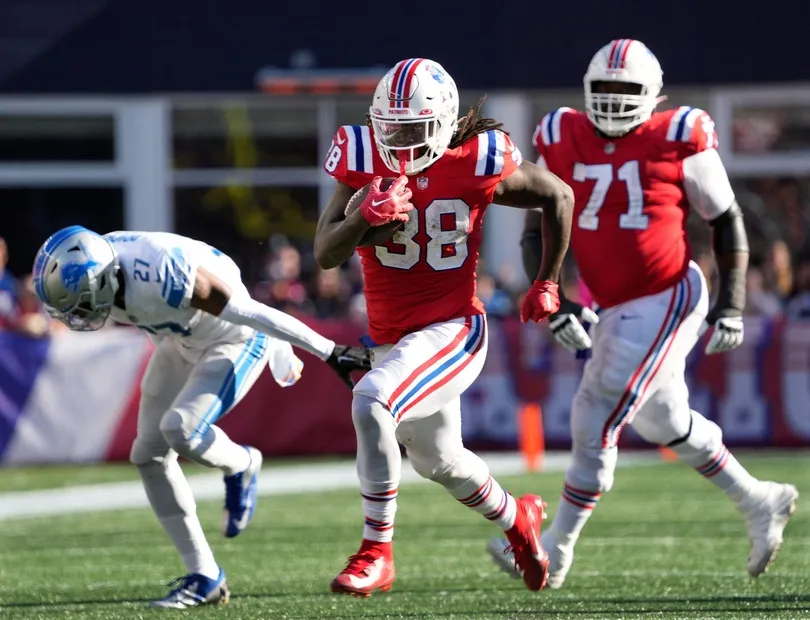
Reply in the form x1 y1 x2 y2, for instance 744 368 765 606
518 403 545 472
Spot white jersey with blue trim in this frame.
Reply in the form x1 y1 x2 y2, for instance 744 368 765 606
106 231 253 353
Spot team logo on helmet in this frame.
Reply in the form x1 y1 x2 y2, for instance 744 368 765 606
427 64 446 84
60 261 98 293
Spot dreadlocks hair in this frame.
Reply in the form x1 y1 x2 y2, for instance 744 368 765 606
363 96 507 149
449 96 506 149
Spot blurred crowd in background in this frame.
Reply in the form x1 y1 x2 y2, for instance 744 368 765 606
3 173 810 339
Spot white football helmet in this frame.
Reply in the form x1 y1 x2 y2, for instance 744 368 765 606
584 39 665 137
369 58 459 175
32 225 120 331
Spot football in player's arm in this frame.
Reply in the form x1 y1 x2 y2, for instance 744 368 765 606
315 159 574 322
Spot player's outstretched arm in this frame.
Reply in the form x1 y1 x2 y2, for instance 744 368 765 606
188 266 371 385
494 161 574 284
314 181 371 269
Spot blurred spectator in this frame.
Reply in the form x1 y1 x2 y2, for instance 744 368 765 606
16 274 62 337
746 264 783 318
0 237 19 330
251 244 311 313
311 268 350 318
785 253 810 319
477 273 513 317
765 240 793 298
775 179 810 254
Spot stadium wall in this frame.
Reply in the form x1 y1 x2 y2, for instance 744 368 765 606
1 316 808 465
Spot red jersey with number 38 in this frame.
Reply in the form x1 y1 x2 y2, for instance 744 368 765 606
535 106 719 308
324 125 521 344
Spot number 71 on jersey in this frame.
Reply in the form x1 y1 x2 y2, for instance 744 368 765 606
574 159 649 231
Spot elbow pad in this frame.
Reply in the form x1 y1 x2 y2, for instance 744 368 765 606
710 201 749 254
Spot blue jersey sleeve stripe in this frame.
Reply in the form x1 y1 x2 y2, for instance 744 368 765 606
166 279 187 308
485 130 497 176
161 248 192 309
352 125 365 172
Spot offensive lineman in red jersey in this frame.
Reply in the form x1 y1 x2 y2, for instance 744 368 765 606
488 39 799 588
314 58 574 596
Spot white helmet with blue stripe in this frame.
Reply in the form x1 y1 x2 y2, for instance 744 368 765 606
32 225 120 331
584 39 665 137
369 58 459 175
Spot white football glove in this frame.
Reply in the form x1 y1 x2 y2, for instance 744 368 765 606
548 305 600 352
704 316 744 355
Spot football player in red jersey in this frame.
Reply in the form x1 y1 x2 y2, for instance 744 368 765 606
488 39 799 588
314 58 574 596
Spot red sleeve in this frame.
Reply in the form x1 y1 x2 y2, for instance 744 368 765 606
532 107 574 174
688 111 719 152
666 107 719 156
322 125 376 189
468 129 524 202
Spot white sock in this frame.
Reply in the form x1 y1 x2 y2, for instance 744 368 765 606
454 475 517 530
549 481 602 547
445 453 517 531
159 514 221 579
353 394 402 543
361 488 398 542
667 412 759 505
138 457 219 580
690 445 759 504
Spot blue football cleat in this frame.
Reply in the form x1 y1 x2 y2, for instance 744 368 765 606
222 446 263 538
151 569 230 609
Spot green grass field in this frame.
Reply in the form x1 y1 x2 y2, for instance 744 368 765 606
0 454 808 619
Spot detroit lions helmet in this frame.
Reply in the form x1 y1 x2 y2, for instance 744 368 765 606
32 225 120 331
584 39 665 137
370 58 459 175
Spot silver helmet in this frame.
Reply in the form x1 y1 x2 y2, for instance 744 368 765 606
32 225 120 331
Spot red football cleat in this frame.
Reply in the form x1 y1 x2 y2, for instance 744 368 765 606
504 494 550 591
330 539 395 597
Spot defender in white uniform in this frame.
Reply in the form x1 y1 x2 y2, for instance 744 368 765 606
32 226 370 609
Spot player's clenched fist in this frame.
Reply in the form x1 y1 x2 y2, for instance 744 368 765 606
521 280 560 323
360 176 413 227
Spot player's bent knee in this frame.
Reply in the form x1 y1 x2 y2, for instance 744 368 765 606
130 438 170 467
406 449 455 483
158 409 194 453
667 411 724 464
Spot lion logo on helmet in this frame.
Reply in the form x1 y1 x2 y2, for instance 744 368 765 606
61 261 98 293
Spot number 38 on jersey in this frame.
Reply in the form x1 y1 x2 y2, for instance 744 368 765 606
374 199 470 272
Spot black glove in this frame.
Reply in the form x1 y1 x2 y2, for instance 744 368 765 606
548 299 600 353
326 345 372 389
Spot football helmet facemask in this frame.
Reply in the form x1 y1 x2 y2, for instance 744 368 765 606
584 39 666 137
370 58 460 175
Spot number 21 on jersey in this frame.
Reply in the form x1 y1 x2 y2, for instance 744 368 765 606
375 199 470 272
574 159 648 231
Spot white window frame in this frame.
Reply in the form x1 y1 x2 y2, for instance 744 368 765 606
711 85 810 177
0 97 170 232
